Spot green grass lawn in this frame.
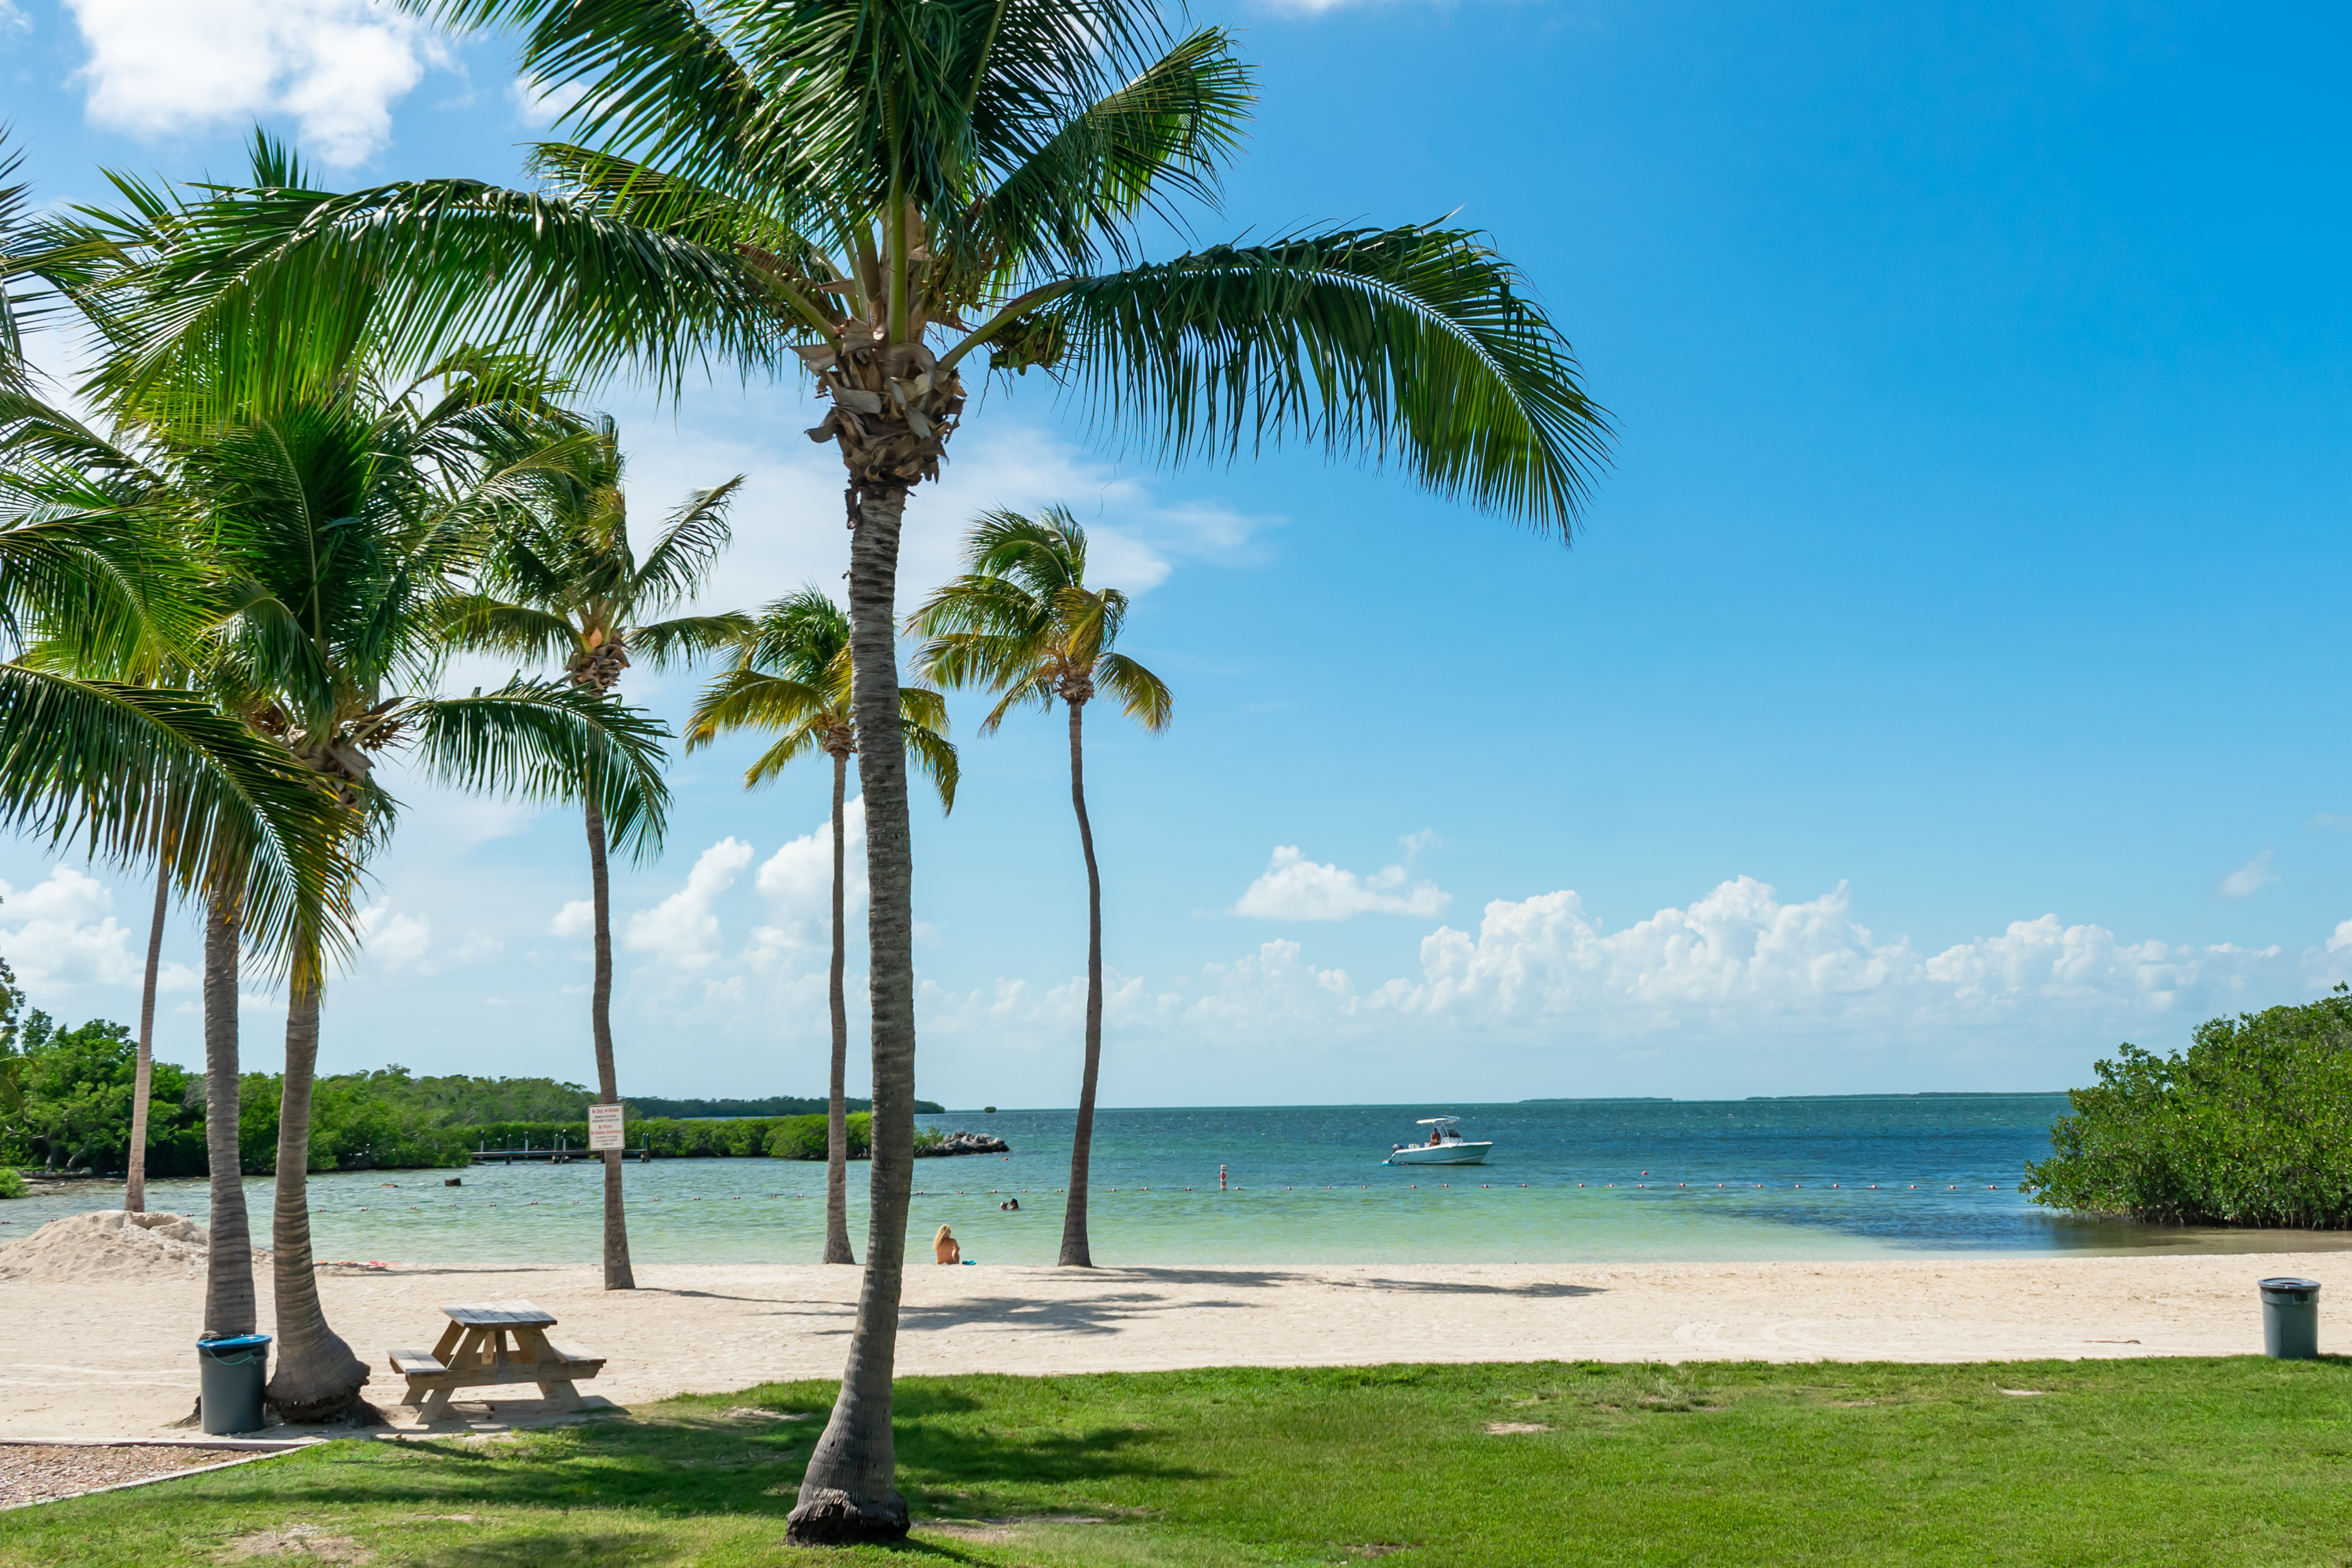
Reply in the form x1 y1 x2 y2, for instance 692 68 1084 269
3 1357 2347 1566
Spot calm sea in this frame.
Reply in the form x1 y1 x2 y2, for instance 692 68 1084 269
7 1097 2350 1267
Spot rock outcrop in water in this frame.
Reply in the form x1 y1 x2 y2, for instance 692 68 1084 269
915 1130 1011 1158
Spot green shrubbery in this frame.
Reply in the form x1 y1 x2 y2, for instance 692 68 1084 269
0 1165 24 1198
0 958 206 1176
2025 988 2352 1227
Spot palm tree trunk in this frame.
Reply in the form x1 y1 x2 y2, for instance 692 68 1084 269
1059 700 1104 1268
125 860 168 1214
586 785 636 1290
824 749 855 1265
261 978 369 1421
788 485 914 1545
200 893 254 1338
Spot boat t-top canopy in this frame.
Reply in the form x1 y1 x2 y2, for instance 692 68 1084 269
1416 1116 1461 1126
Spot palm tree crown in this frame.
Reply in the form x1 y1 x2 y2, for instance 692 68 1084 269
910 507 1169 737
445 415 750 697
687 587 956 806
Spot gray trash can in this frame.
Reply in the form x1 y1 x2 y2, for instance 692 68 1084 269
196 1333 271 1434
2258 1277 2321 1360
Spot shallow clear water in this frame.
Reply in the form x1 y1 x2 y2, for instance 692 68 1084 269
7 1098 2350 1266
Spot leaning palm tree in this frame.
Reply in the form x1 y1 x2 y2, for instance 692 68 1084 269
189 379 671 1421
684 587 956 1268
96 2 1610 1529
444 414 746 1291
0 147 354 1310
911 509 1165 1269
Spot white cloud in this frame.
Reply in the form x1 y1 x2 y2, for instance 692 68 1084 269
1232 842 1450 920
1364 877 2287 1031
747 798 866 964
550 900 595 938
64 0 446 165
2307 813 2352 833
358 902 433 971
625 837 754 971
510 73 584 128
2 0 31 34
0 866 137 989
2217 851 2277 898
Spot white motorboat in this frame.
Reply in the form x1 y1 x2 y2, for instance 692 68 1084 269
1385 1116 1493 1166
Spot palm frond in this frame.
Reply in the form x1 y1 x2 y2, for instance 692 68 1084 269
901 718 959 813
99 177 781 416
1095 650 1169 731
0 665 354 973
682 666 839 750
629 474 742 609
954 28 1252 284
408 679 672 858
437 593 580 663
630 610 755 671
740 725 828 789
1024 223 1613 532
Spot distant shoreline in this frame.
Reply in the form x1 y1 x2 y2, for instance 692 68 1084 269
935 1093 2074 1112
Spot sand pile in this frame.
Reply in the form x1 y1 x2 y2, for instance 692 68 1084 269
0 1210 265 1283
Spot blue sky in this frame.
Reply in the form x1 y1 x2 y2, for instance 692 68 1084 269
2 1 2348 1109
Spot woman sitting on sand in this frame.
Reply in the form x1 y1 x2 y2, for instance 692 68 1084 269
934 1225 961 1265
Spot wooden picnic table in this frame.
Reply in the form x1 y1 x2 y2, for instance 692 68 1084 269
387 1301 605 1418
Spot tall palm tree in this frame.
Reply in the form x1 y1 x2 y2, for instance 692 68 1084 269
910 509 1165 1268
444 413 748 1291
99 3 1610 1528
684 587 956 1267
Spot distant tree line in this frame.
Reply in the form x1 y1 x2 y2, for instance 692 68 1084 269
1 989 943 1180
2026 989 2352 1228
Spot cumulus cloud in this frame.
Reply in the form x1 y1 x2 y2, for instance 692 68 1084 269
626 838 754 971
510 73 585 128
0 866 138 989
64 0 445 165
549 900 594 938
2216 851 2277 899
1232 840 1450 920
358 902 434 971
746 799 866 964
1359 877 2287 1032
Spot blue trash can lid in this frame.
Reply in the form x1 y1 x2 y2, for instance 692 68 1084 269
2258 1277 2321 1294
198 1333 272 1349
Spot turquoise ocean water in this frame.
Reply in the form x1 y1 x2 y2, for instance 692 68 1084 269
6 1097 2349 1267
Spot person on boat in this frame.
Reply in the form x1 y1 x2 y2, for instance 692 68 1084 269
934 1225 962 1264
1429 1127 1444 1146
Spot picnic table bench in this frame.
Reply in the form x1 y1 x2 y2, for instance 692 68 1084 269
387 1301 604 1418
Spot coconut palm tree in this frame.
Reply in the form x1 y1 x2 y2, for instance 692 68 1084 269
684 587 956 1268
0 143 354 1312
910 508 1165 1269
194 383 671 1421
443 415 748 1291
97 2 1610 1526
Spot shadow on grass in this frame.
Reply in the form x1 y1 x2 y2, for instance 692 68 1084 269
385 1523 992 1566
198 1388 1207 1532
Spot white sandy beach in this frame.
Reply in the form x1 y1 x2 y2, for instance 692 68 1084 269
0 1252 2337 1440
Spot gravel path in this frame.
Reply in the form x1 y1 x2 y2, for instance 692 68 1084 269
0 1443 252 1508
